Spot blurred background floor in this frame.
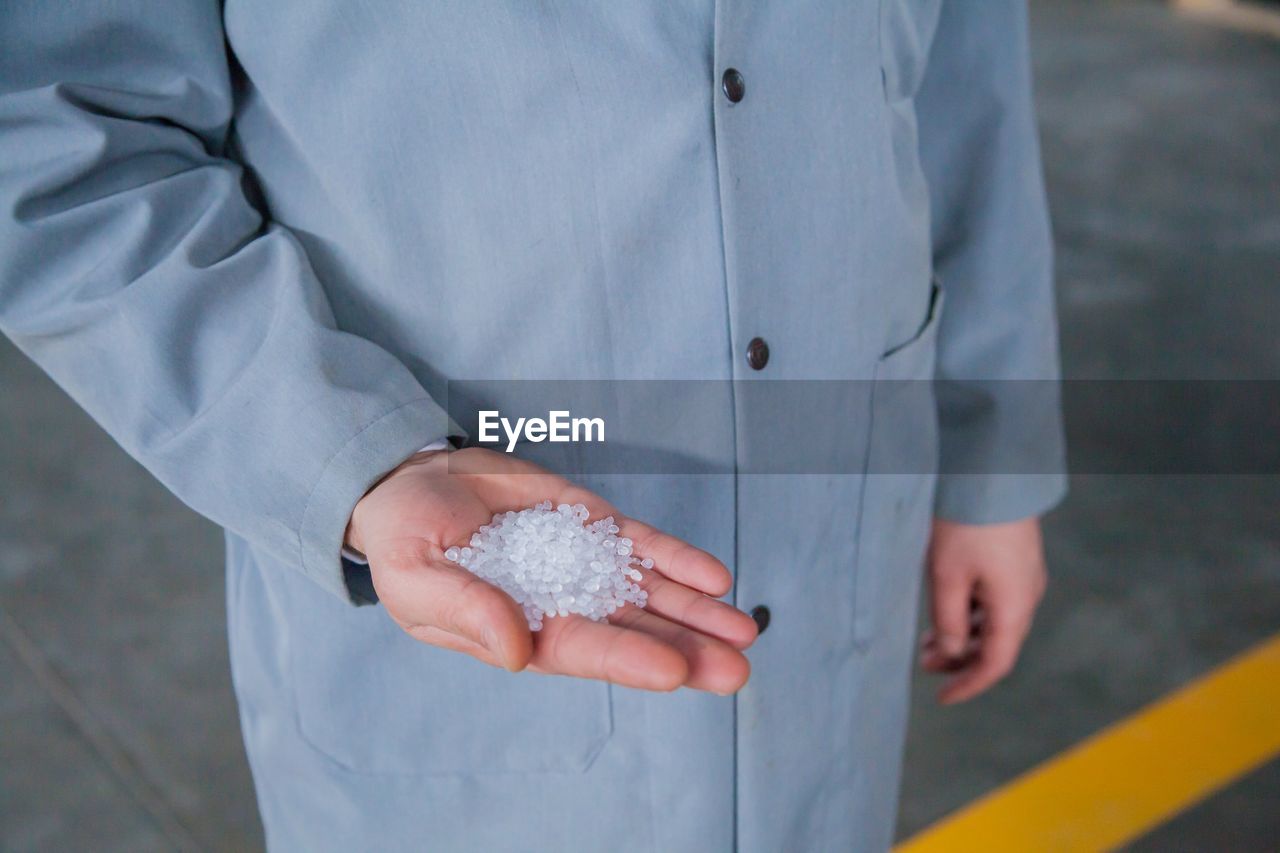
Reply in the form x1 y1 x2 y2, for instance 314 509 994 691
2 1 1277 850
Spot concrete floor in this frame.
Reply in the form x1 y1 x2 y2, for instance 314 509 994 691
2 1 1277 850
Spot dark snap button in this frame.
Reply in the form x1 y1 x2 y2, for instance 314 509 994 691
746 337 769 370
722 68 745 104
750 605 771 635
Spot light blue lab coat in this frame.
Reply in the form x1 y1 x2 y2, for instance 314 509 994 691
0 1 1065 850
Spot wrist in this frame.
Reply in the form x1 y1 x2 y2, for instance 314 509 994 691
344 444 451 556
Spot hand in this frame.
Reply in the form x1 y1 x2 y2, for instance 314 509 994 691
920 517 1048 704
346 447 757 694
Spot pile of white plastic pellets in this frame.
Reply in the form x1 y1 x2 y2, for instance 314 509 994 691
445 501 651 631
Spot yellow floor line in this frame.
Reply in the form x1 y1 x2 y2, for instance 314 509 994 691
896 633 1280 852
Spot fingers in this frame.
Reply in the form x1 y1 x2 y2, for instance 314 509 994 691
930 565 974 660
530 612 690 691
431 599 750 695
937 599 1031 705
919 622 980 674
406 625 507 669
370 545 534 671
610 606 751 695
617 517 734 597
639 571 757 650
405 599 751 697
923 518 1048 704
545 477 734 598
380 547 753 694
528 604 752 696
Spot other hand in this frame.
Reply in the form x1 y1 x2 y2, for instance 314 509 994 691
920 516 1048 704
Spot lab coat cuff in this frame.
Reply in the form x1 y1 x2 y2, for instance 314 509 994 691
298 398 463 605
932 472 1068 525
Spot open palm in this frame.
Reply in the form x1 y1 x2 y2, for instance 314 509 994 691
346 447 757 694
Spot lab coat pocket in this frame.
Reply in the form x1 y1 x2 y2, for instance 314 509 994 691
287 585 613 777
852 282 943 650
878 0 943 104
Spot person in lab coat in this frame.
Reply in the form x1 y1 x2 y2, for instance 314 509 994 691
0 1 1065 850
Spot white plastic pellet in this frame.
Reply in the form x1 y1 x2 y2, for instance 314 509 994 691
444 501 650 631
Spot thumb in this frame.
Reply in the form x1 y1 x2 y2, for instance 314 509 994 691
930 566 973 659
370 548 534 671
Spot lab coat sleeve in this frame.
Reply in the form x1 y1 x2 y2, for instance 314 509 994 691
0 1 456 601
915 0 1069 523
